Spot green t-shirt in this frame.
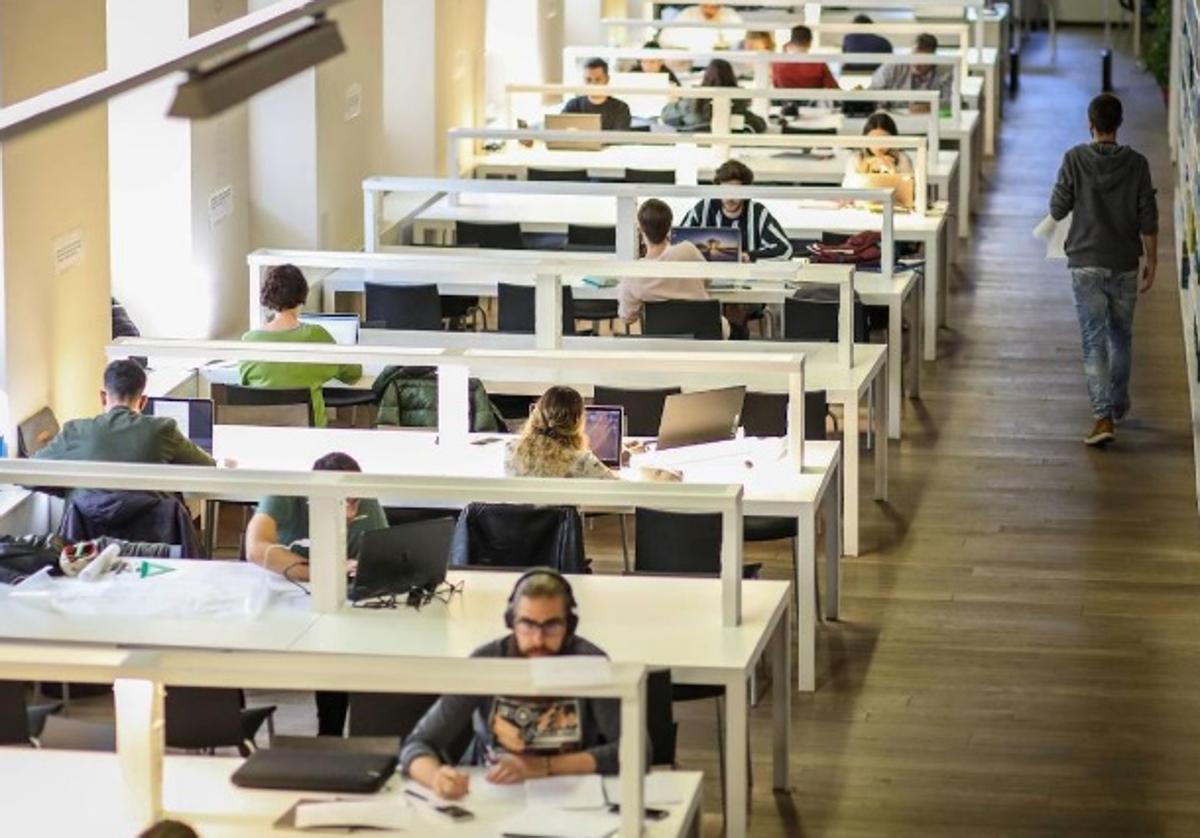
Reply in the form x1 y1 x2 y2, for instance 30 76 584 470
255 495 388 557
239 323 363 427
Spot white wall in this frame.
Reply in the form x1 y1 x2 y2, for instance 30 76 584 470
381 0 436 174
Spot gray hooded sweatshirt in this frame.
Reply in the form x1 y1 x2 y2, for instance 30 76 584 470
1049 141 1158 271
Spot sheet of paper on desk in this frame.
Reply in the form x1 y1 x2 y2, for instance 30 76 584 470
153 399 190 439
530 655 613 689
525 775 607 810
294 798 412 830
498 808 620 838
603 772 684 805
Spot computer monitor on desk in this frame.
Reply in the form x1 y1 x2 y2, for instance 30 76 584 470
299 313 361 345
144 397 215 454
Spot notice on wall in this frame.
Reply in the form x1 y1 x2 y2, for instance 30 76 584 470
52 228 84 276
344 83 362 122
208 185 234 228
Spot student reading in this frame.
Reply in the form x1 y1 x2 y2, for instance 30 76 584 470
402 569 628 796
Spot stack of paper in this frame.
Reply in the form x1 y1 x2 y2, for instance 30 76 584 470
524 775 608 809
294 798 411 830
497 809 620 838
602 772 684 806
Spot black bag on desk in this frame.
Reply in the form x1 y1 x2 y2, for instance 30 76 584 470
231 748 397 793
0 534 63 585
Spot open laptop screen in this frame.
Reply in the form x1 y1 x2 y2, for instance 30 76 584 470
299 313 360 346
656 386 745 450
144 397 215 454
584 405 624 468
670 227 742 262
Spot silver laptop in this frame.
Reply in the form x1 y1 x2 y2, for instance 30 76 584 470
545 113 604 151
656 386 746 450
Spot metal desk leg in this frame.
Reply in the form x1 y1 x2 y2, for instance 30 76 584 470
824 461 842 621
959 137 974 239
933 230 948 329
888 303 902 439
842 396 860 556
873 372 889 502
797 510 816 692
725 675 749 838
910 275 923 399
923 236 940 361
984 66 997 156
771 610 792 791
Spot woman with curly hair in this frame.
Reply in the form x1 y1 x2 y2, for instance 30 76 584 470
504 386 614 479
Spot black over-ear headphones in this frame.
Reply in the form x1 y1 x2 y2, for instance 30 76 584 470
504 567 579 636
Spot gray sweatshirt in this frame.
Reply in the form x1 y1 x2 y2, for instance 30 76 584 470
1049 142 1158 271
399 634 625 776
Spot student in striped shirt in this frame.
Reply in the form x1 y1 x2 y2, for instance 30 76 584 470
678 159 794 262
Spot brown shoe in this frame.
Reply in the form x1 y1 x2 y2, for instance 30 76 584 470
1085 417 1115 447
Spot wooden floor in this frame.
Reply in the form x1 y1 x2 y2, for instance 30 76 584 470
725 27 1200 837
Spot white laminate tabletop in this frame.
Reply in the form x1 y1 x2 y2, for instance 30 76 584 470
0 750 703 837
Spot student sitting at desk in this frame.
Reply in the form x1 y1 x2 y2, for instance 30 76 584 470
239 264 362 428
619 198 723 331
661 59 766 134
868 33 953 112
630 40 681 86
843 112 914 184
772 26 839 91
504 387 615 479
660 2 745 53
403 569 625 796
245 452 388 736
561 57 632 131
842 14 894 73
679 159 793 261
35 360 215 471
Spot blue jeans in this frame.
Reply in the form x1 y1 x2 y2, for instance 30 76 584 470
1070 267 1139 419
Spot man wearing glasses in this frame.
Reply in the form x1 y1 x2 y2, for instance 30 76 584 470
401 569 623 799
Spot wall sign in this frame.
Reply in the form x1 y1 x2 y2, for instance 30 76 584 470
52 228 84 275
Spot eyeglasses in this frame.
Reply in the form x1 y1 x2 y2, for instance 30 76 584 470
513 617 568 637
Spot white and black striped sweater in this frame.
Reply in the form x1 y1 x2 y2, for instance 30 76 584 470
679 199 794 261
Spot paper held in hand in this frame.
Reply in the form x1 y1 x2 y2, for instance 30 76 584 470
1033 212 1071 260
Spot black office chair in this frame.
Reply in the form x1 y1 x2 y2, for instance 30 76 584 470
0 682 33 746
781 123 837 135
449 503 587 574
455 221 525 250
643 299 724 341
347 692 474 764
741 390 832 442
623 168 676 184
164 687 276 757
497 283 576 336
364 282 444 331
783 296 868 343
565 224 616 253
592 385 680 437
527 167 590 182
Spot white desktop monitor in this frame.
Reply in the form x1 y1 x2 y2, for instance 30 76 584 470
299 313 361 346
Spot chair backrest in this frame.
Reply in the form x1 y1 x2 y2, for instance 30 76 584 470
782 124 837 135
783 297 866 343
566 224 616 252
364 282 444 331
456 221 525 250
741 390 829 441
646 669 676 767
60 490 200 557
634 508 721 575
348 692 474 762
211 383 313 427
497 283 576 336
528 167 590 182
164 686 246 750
449 503 586 573
644 300 724 341
623 168 676 184
592 386 680 437
0 681 31 746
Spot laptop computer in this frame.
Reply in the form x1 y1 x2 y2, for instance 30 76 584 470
845 172 916 210
656 386 746 450
584 405 625 468
231 748 397 793
143 397 215 454
349 518 454 602
545 112 604 151
670 227 742 262
299 312 360 346
17 406 59 457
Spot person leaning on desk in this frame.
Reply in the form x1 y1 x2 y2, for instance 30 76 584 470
843 111 914 184
661 59 766 134
240 264 362 427
403 569 630 797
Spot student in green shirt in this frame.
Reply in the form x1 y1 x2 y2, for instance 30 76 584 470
36 359 215 469
240 264 362 427
243 451 388 736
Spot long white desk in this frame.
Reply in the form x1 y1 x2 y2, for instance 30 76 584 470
2 752 703 837
0 564 790 838
399 192 949 360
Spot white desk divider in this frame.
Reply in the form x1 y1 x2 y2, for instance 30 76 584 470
801 0 986 52
445 125 929 216
504 83 942 150
0 453 748 628
0 643 650 837
361 176 896 286
561 45 963 120
247 245 857 371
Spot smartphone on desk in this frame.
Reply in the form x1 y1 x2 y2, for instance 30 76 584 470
608 804 669 821
435 804 475 822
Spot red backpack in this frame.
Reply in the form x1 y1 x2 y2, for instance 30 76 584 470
806 231 881 265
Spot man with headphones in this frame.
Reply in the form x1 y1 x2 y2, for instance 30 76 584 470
401 569 623 800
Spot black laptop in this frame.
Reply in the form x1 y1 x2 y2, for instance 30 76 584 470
349 518 454 602
231 748 397 793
